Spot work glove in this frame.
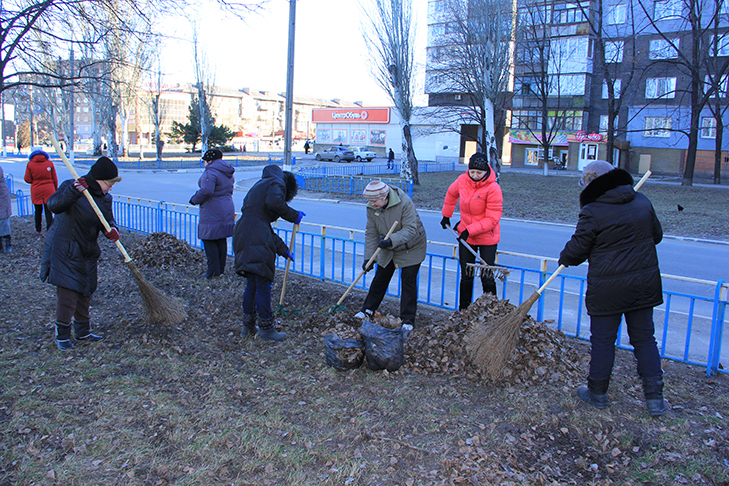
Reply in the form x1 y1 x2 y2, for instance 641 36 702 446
284 250 294 261
378 238 393 249
362 261 372 273
73 177 88 192
295 211 306 224
440 216 450 229
557 257 569 268
458 228 470 242
188 197 195 206
104 227 120 242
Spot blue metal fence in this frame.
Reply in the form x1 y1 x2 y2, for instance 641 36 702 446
10 190 728 376
294 173 414 197
71 155 286 171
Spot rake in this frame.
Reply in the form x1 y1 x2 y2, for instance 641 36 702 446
277 223 299 313
51 137 187 325
466 169 652 380
446 225 510 280
329 220 398 314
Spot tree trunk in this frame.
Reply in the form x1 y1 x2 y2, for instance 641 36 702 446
715 116 723 185
400 123 418 185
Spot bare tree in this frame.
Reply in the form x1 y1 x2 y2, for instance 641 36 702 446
362 0 420 184
703 0 729 184
191 24 215 155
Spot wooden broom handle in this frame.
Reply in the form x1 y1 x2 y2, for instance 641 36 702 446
537 171 651 296
334 220 399 308
50 137 132 262
279 223 299 307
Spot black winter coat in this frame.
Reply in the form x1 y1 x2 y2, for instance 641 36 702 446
233 165 300 281
40 178 116 296
558 169 663 316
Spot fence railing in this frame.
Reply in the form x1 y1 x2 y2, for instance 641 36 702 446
294 173 414 197
10 190 728 376
73 155 286 171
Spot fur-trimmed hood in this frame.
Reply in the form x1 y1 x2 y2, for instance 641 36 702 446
580 168 634 208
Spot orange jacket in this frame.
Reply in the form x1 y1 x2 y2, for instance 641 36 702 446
441 169 503 246
24 155 58 204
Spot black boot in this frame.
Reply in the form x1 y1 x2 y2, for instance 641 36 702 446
241 314 258 339
3 236 10 253
642 374 668 417
73 321 103 342
577 377 610 409
55 322 74 351
257 318 287 342
0 236 4 253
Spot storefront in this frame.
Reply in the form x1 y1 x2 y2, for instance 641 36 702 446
509 130 627 170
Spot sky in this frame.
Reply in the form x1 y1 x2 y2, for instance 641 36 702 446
160 0 427 107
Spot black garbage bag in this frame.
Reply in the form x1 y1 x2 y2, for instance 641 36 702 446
360 319 405 372
324 334 365 371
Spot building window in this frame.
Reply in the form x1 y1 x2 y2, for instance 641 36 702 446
721 0 729 14
600 115 619 133
512 110 542 130
649 38 680 59
604 41 624 63
607 4 627 24
701 117 717 138
645 77 677 99
710 33 729 56
654 0 681 19
548 110 583 131
455 94 462 101
644 116 672 137
553 3 588 24
602 79 622 99
705 74 729 97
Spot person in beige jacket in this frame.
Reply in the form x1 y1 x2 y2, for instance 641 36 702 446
356 181 427 327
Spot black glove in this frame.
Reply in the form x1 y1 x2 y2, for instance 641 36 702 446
558 257 568 268
378 238 393 249
362 261 372 273
440 216 450 229
459 228 470 241
453 221 460 232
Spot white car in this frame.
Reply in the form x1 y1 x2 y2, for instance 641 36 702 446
349 146 377 162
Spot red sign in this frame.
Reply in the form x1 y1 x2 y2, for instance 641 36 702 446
312 108 390 124
575 131 603 142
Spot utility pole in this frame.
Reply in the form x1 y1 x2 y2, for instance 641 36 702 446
282 0 296 172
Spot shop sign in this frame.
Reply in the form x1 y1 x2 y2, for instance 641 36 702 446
312 107 390 124
575 131 603 142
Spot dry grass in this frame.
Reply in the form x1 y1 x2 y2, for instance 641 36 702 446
1 213 728 485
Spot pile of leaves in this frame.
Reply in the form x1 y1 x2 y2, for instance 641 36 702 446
130 232 205 268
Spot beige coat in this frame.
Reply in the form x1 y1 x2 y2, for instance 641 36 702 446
364 187 427 269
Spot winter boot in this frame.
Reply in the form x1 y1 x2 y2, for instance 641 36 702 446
73 321 103 342
55 322 74 351
241 314 258 339
3 236 11 253
0 236 4 253
576 377 610 409
257 318 287 342
642 374 668 417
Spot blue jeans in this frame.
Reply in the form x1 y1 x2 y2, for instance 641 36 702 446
242 274 273 321
589 307 662 381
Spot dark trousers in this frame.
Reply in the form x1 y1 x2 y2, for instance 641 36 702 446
34 203 53 232
589 307 663 381
458 243 497 310
361 261 420 325
202 238 227 277
242 274 273 321
56 286 91 324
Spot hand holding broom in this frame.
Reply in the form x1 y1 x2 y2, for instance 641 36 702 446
466 169 652 380
50 137 187 325
330 220 398 314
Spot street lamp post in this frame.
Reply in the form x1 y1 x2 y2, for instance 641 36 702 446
282 0 296 172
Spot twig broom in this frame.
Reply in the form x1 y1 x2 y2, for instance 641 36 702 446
329 220 398 314
466 170 652 380
51 137 187 325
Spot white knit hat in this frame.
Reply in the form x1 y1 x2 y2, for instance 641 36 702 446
363 181 390 201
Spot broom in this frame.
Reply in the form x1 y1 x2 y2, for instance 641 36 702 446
277 223 299 313
51 137 187 325
466 169 652 380
329 220 399 314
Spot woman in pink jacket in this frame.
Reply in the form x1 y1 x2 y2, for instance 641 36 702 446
24 150 58 235
440 152 503 310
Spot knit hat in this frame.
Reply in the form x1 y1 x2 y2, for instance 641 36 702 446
363 181 390 201
468 152 490 172
202 149 223 162
579 160 615 188
29 149 50 161
90 156 118 181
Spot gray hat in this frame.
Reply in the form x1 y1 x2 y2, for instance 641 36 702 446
579 160 615 188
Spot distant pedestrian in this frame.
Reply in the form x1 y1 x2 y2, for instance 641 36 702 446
356 181 427 328
40 156 122 351
558 161 667 416
189 149 235 279
387 148 394 169
24 149 58 235
0 165 12 253
233 165 305 341
304 140 310 155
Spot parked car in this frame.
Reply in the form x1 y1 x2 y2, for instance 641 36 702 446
315 146 355 162
349 146 377 162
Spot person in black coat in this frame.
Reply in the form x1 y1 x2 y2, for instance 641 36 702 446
40 157 122 351
233 165 304 341
558 161 667 416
